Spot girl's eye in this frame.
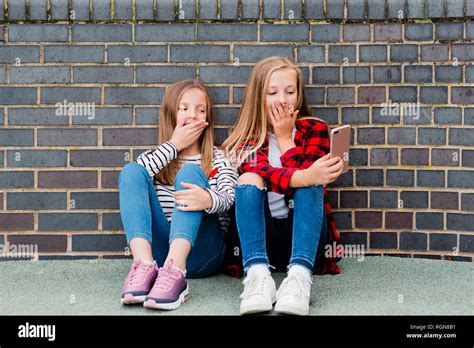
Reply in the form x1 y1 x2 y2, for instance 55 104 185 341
268 92 277 95
287 91 295 94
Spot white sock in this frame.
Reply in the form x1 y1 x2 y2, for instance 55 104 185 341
288 264 312 281
247 263 270 277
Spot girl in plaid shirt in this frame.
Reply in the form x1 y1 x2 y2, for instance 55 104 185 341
222 56 344 315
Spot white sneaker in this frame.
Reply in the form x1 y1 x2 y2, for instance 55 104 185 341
239 273 277 315
274 272 312 316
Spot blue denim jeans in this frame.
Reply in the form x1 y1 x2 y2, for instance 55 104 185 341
235 183 327 272
118 162 226 279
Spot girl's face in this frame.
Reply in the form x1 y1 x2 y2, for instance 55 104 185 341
265 68 298 121
177 87 208 125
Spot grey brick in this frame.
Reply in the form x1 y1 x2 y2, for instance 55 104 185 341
460 234 474 252
326 0 344 19
435 66 462 83
136 0 154 20
387 0 406 19
342 107 369 124
418 128 446 145
213 107 239 125
208 87 229 105
401 148 429 165
311 24 339 42
340 191 368 208
432 191 458 209
327 87 354 105
368 0 386 19
10 66 69 84
418 212 444 230
434 107 462 124
370 190 397 208
41 87 100 104
38 213 98 231
214 128 228 146
107 45 167 63
261 24 309 42
343 67 370 84
467 22 474 40
0 46 40 63
50 0 69 20
360 45 387 62
29 0 48 20
70 192 119 210
7 150 67 167
356 169 384 186
171 45 230 63
400 191 428 208
343 24 370 42
403 107 431 125
312 67 339 84
135 108 159 125
102 213 124 230
448 170 474 188
452 87 474 104
375 23 402 42
373 107 401 125
235 45 293 63
0 172 34 188
297 45 324 63
405 65 432 83
389 86 417 103
466 65 474 83
0 109 3 126
426 0 445 17
72 108 132 125
311 107 338 124
220 0 239 19
199 24 257 42
387 169 414 186
340 231 368 247
9 24 68 42
388 128 416 145
452 44 474 61
0 87 36 105
72 24 132 42
0 129 34 146
72 234 127 252
390 44 418 62
0 66 6 83
8 108 67 126
400 232 427 250
370 148 398 165
405 23 433 41
304 0 324 19
38 128 97 146
420 86 448 104
347 0 366 19
373 66 401 83
157 0 175 20
92 0 111 20
305 87 324 105
371 232 398 249
332 212 351 229
70 150 130 167
432 149 459 166
241 0 260 19
103 128 158 146
465 108 474 125
8 0 26 20
448 214 474 231
358 128 385 145
74 67 133 83
435 22 464 41
468 0 474 16
349 148 368 166
330 169 354 187
179 0 196 19
44 45 105 63
329 45 356 63
430 233 457 251
114 0 133 19
417 170 445 187
283 0 302 19
200 66 252 84
8 192 66 210
71 0 90 20
421 44 449 62
105 87 164 105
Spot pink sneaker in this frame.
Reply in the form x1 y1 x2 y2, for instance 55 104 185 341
143 259 189 310
121 260 158 305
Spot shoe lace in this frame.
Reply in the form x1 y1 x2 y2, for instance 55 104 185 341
154 259 181 291
127 262 154 286
240 274 268 299
277 273 312 299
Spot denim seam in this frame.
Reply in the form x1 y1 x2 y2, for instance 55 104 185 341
169 233 194 247
126 233 152 244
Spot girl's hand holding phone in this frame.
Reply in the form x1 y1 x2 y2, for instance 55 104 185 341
268 101 299 140
303 154 344 186
169 117 208 152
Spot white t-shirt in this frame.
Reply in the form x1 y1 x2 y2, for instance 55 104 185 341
267 128 297 219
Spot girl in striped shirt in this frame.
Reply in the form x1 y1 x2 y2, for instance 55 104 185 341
118 79 238 310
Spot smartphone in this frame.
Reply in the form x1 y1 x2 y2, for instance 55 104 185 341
330 125 351 173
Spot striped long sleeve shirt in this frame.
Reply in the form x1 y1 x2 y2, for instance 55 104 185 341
136 141 238 234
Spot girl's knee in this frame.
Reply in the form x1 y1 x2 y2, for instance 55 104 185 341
119 162 147 184
174 163 206 188
237 172 264 188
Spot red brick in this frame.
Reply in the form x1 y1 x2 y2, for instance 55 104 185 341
0 213 34 230
38 171 98 188
102 171 120 188
355 212 383 228
358 86 386 104
386 212 413 229
8 234 67 252
0 192 2 210
374 23 402 42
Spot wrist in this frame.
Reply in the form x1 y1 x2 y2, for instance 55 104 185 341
169 139 182 152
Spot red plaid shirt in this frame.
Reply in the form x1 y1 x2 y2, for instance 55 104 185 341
238 117 342 275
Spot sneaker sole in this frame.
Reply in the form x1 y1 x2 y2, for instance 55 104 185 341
274 302 309 316
240 296 276 315
143 284 189 310
121 294 147 305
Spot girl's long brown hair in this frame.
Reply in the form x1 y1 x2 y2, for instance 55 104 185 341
221 56 312 165
155 79 214 185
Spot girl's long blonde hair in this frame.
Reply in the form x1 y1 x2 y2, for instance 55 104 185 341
221 56 312 165
156 79 214 185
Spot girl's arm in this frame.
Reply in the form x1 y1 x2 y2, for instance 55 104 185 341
204 151 239 214
136 141 178 178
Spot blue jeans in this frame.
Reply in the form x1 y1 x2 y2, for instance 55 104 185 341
235 183 327 272
118 162 226 279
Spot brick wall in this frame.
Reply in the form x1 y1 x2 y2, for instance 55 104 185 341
0 0 473 262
